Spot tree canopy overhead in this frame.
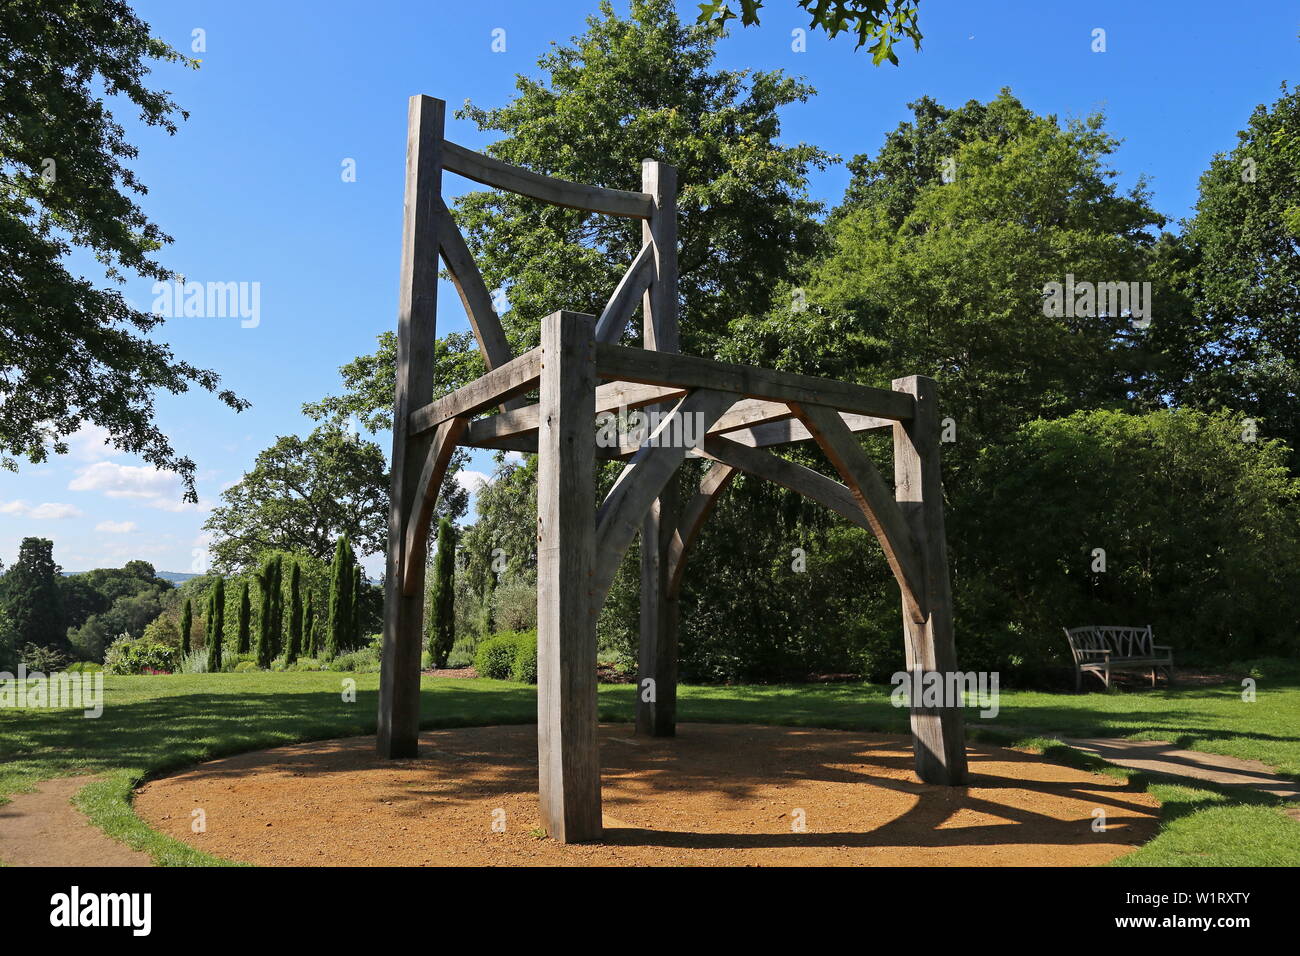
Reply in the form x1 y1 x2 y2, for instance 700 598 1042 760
0 0 247 499
697 0 923 64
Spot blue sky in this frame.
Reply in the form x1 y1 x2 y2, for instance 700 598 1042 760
2 0 1296 575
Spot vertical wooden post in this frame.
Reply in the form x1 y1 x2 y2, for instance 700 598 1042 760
892 375 967 784
638 160 680 737
537 310 601 842
378 95 444 759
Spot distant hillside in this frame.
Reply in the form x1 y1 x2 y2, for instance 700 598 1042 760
155 571 199 584
62 569 199 584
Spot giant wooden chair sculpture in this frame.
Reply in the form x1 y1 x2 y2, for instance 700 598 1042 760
377 95 968 843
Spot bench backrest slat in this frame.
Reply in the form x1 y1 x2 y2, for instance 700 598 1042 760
1063 625 1154 661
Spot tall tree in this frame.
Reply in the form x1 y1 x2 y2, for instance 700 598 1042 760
205 577 224 672
326 536 353 660
202 423 389 570
426 518 457 668
179 598 192 655
0 0 247 494
286 561 303 665
1149 84 1300 461
269 555 284 659
303 591 316 658
351 564 364 648
236 580 251 654
0 537 65 652
254 556 275 668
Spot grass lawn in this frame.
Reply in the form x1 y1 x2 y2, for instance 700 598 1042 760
1 672 1297 866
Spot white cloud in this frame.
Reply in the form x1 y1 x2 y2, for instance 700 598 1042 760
69 461 184 501
455 470 490 494
67 423 117 462
0 499 83 519
95 520 137 533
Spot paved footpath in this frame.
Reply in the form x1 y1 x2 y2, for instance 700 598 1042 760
1062 738 1300 801
0 776 151 867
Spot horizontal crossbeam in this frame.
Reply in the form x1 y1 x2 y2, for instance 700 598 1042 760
442 140 654 219
408 348 541 437
595 344 916 422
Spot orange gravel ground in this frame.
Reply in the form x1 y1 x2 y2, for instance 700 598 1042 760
135 724 1160 866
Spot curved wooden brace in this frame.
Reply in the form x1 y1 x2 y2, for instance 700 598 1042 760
698 435 876 532
595 242 656 344
442 140 654 219
590 389 735 609
791 402 927 623
665 461 735 599
401 415 469 596
436 201 512 370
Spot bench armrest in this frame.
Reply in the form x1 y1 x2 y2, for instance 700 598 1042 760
1151 644 1173 652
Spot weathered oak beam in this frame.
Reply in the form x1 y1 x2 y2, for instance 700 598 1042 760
595 343 916 422
893 375 968 784
792 402 927 624
442 140 653 219
464 381 686 445
401 415 469 596
536 311 601 843
595 242 655 344
436 201 511 370
666 460 736 599
590 389 735 610
407 348 541 437
379 94 443 760
725 412 893 448
698 435 876 533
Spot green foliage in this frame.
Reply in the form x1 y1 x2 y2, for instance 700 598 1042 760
18 642 68 673
696 0 922 63
286 561 303 665
426 518 456 667
254 556 277 669
508 632 538 683
0 537 65 652
103 634 177 675
0 0 246 491
303 591 316 658
203 423 389 570
959 409 1300 674
473 631 537 681
63 561 173 662
205 577 225 672
179 598 192 656
326 536 354 660
236 581 251 654
1149 83 1300 464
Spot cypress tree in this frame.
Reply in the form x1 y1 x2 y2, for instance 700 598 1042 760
286 561 303 664
326 536 352 660
427 518 456 667
236 580 251 654
180 597 193 656
206 577 225 672
255 556 275 668
352 563 364 648
269 555 284 659
304 591 316 658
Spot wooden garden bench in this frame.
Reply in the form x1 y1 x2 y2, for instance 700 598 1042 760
1062 625 1174 691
